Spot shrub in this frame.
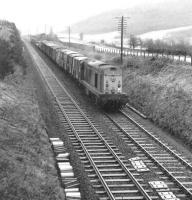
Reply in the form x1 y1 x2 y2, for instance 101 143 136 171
134 57 172 75
123 70 192 145
124 57 143 69
0 39 14 78
111 56 122 64
94 54 102 60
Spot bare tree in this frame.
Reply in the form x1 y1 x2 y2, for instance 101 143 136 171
129 34 138 49
138 38 143 49
143 39 154 52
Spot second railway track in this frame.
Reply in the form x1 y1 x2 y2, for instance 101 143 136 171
106 107 192 199
26 40 192 200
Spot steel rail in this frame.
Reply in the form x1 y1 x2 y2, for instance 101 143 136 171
125 103 147 119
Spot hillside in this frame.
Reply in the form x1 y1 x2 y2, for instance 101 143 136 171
70 0 192 35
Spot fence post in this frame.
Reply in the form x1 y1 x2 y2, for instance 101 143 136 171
191 55 192 66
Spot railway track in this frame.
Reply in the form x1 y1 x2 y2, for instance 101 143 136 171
105 107 192 199
26 41 158 200
26 41 192 200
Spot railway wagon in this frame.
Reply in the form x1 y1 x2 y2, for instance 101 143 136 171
56 49 71 70
68 53 84 74
72 56 88 80
33 40 128 109
64 51 79 72
41 41 62 63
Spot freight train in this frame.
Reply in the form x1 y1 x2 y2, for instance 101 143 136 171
32 39 128 109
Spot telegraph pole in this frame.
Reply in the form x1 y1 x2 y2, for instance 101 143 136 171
120 16 124 63
68 26 71 49
116 16 128 63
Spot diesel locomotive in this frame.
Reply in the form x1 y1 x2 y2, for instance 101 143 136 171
33 40 128 109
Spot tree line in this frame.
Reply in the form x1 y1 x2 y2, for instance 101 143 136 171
129 34 192 61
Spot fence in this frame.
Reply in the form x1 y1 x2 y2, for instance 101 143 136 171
95 45 192 65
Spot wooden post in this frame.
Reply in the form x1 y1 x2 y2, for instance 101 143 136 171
191 55 192 66
120 16 124 63
68 26 70 49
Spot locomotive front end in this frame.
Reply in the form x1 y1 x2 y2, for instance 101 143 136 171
100 66 128 110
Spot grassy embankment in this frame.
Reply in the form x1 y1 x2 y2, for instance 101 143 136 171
0 21 64 200
123 57 192 145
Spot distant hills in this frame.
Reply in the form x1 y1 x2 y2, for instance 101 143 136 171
70 0 192 35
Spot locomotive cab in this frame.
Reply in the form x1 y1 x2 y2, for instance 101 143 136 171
81 60 127 109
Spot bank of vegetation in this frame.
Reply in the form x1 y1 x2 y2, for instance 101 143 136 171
0 21 64 199
123 56 192 146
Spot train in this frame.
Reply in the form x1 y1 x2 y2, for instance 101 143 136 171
31 39 128 109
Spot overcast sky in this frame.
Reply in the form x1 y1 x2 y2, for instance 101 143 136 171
0 0 175 34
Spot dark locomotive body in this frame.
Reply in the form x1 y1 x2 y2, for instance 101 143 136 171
34 40 127 109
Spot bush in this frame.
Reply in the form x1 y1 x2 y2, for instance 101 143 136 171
142 57 172 75
124 57 143 69
94 54 102 60
111 56 122 64
0 39 14 78
123 69 192 146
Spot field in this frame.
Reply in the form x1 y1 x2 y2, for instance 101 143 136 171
139 25 192 42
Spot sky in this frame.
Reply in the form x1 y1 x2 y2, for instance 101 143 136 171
0 0 175 34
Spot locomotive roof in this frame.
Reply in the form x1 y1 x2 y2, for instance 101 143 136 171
60 49 69 53
74 56 88 61
51 45 63 50
69 53 84 58
87 60 106 66
65 51 78 55
42 41 57 47
87 60 115 69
